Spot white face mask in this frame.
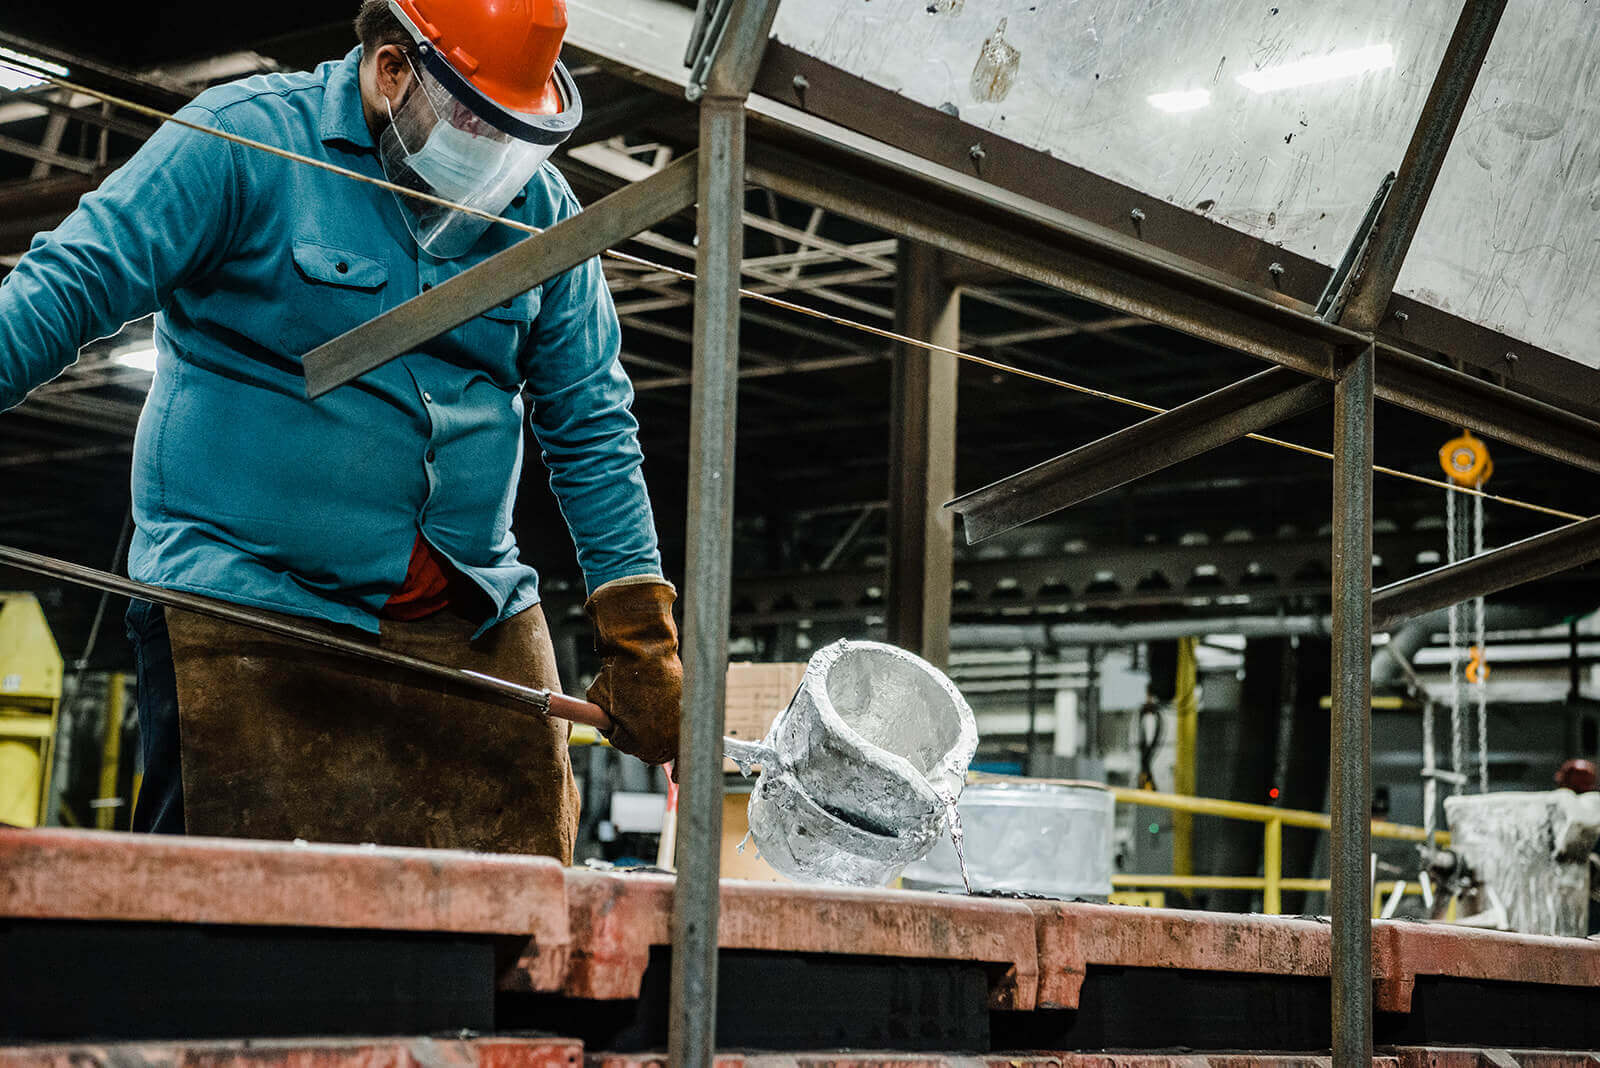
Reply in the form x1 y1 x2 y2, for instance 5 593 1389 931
402 120 505 204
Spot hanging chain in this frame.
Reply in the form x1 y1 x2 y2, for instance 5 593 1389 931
1473 481 1489 793
1446 483 1466 796
1421 687 1438 835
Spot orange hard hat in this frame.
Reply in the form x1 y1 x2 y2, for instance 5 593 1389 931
390 0 569 118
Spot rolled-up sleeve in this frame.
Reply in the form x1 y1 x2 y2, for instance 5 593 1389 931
0 103 238 411
520 183 662 594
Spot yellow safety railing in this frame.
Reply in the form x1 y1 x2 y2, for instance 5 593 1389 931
1111 787 1447 915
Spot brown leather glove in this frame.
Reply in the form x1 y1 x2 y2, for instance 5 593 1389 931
585 575 682 765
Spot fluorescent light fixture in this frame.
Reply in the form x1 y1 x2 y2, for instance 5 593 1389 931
1237 44 1393 92
1148 88 1211 113
0 46 68 93
112 346 158 374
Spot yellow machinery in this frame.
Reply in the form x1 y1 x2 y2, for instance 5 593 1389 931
0 593 64 827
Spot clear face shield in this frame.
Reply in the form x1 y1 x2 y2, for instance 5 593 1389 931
377 45 580 260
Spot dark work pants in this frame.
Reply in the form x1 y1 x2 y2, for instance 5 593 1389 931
125 600 185 833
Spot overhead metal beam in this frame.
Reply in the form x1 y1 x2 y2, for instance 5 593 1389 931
301 152 700 398
0 30 195 110
947 367 1331 543
747 138 1600 477
632 351 881 390
0 130 96 176
1372 351 1600 475
1338 0 1508 332
748 140 1350 383
1373 515 1600 633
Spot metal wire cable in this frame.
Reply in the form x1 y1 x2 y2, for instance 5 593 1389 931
4 58 1590 526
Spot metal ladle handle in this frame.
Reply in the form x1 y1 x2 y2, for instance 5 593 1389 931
0 542 615 732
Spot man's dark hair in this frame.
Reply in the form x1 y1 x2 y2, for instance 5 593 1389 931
355 0 414 55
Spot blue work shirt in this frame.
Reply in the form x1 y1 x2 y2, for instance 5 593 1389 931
0 47 662 635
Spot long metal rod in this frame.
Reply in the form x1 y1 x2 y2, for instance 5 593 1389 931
302 152 701 398
1330 345 1375 1067
0 542 612 730
1373 514 1600 632
669 97 745 1068
1339 0 1508 332
948 367 1330 542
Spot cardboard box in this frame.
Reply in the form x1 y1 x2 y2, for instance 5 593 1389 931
720 790 786 882
723 661 806 742
722 661 807 773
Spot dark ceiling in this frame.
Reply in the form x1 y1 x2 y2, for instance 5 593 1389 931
3 4 1598 670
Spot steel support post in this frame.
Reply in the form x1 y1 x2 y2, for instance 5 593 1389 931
1329 344 1375 1067
669 97 745 1068
948 367 1330 542
887 241 958 668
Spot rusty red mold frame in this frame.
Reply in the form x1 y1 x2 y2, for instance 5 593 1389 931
1028 901 1336 1010
1372 921 1600 1014
0 1037 584 1068
583 1055 1403 1067
0 827 572 991
1392 1048 1600 1068
551 869 1040 1009
10 827 1600 1021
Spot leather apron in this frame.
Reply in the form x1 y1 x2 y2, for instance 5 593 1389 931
163 603 579 861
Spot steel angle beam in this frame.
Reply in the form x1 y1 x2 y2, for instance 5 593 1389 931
1373 515 1600 632
1372 349 1600 475
301 152 699 398
947 367 1330 543
1338 0 1508 332
746 142 1349 380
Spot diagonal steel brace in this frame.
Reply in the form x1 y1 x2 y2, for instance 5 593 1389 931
302 151 701 398
945 366 1331 543
1373 514 1600 632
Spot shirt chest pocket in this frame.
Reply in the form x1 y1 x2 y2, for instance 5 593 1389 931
451 287 542 379
280 241 389 356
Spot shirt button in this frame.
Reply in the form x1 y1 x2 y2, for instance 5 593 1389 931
426 450 436 463
335 261 349 274
422 282 432 291
512 193 526 208
422 391 432 403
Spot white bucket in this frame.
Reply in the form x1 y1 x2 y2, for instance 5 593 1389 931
725 639 978 887
902 780 1114 898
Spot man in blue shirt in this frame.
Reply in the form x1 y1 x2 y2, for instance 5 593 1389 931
0 0 681 859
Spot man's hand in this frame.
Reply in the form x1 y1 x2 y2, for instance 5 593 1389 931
584 575 682 765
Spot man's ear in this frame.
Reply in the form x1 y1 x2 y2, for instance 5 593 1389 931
372 43 413 105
